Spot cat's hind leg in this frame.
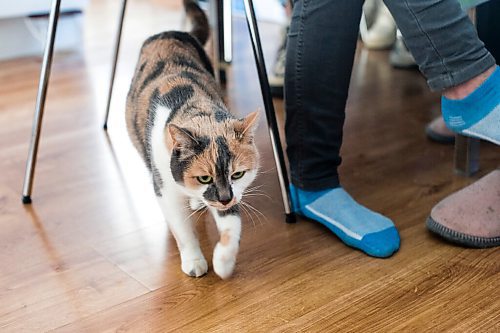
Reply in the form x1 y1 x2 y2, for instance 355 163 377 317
157 191 208 277
210 206 242 279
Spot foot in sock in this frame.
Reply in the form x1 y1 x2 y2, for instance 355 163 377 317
290 185 400 258
442 65 500 145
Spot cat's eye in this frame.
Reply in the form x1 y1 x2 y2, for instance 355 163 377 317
231 171 246 180
197 175 213 184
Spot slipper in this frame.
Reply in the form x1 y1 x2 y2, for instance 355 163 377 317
426 170 500 248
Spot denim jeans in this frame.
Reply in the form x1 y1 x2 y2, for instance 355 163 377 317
285 0 496 190
477 0 500 59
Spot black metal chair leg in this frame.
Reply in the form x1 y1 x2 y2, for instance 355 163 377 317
243 0 296 223
22 0 62 204
103 0 128 130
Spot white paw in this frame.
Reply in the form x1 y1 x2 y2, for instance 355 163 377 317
181 257 208 277
189 198 205 211
213 243 238 279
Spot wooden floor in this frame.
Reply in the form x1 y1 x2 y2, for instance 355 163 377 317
1 1 499 331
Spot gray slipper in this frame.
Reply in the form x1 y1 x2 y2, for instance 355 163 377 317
426 170 500 248
426 216 500 248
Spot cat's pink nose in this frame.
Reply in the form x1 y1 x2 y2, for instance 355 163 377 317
219 197 232 206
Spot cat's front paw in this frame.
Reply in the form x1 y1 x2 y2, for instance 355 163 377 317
213 243 238 279
181 257 208 277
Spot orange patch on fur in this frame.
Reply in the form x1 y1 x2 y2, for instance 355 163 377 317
220 230 231 246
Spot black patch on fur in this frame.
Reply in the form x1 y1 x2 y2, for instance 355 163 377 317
214 107 230 122
193 111 211 118
179 70 199 82
179 70 218 100
170 149 191 183
132 112 143 150
217 204 240 217
192 135 211 155
203 184 218 202
165 85 194 122
215 136 232 177
173 55 207 74
142 31 214 76
203 136 233 203
170 133 210 184
139 60 165 94
139 61 147 72
149 86 195 124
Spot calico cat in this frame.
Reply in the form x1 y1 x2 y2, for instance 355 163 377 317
126 0 260 279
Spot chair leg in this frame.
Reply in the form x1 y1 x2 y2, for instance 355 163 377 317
454 135 480 177
22 0 62 204
243 0 296 223
210 0 231 84
221 0 232 64
453 9 480 177
103 0 128 130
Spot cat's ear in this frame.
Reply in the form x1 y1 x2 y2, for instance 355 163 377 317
236 110 260 141
167 124 197 150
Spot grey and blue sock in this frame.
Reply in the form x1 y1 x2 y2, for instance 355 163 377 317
290 185 400 258
442 65 500 145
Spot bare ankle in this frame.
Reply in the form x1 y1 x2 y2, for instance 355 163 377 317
443 66 496 100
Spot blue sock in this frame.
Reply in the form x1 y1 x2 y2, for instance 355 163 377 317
442 65 500 145
290 185 400 258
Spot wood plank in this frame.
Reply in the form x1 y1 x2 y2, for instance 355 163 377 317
0 245 148 332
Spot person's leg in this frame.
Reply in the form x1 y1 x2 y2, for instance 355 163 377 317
428 0 500 247
285 0 362 191
425 0 500 144
382 0 500 246
477 0 500 60
285 0 400 258
269 0 292 98
384 0 500 145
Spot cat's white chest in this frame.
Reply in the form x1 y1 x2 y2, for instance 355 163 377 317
150 105 175 191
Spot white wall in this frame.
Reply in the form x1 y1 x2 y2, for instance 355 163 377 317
0 0 88 60
0 0 88 19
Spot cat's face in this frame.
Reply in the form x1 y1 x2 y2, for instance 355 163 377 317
167 112 260 211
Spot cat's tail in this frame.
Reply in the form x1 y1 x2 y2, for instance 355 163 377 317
183 0 210 46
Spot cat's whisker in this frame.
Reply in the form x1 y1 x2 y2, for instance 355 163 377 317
243 187 267 195
239 203 257 229
241 201 265 227
242 200 267 223
256 167 276 175
244 187 266 192
243 191 273 201
194 206 209 225
243 188 274 201
245 184 266 191
245 190 271 196
238 203 251 227
184 204 208 223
